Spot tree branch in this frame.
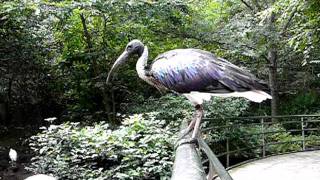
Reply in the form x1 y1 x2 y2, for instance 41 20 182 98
79 13 93 49
240 0 255 12
79 13 99 75
252 0 262 11
281 6 298 35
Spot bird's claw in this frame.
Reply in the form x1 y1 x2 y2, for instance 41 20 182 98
175 128 191 144
170 91 180 96
174 138 199 149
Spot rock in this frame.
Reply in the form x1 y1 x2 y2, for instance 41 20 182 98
24 174 56 180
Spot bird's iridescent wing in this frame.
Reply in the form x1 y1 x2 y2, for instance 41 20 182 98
150 49 267 93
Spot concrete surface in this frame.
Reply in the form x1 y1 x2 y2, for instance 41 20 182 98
216 150 320 180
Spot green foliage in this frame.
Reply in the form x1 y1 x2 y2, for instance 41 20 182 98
207 122 320 159
27 95 251 179
127 94 250 129
305 135 320 147
2 1 320 178
127 95 193 123
27 114 175 179
3 0 319 126
0 0 58 124
265 125 301 153
37 0 201 122
204 97 250 119
280 91 320 114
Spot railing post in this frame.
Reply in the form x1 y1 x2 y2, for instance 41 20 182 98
226 137 230 168
301 117 305 151
226 120 230 168
261 118 266 157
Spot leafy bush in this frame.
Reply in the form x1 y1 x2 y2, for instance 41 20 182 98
127 94 250 127
305 135 320 147
207 122 320 161
129 95 260 161
265 125 302 153
27 114 175 180
27 95 251 179
280 91 320 115
127 95 194 123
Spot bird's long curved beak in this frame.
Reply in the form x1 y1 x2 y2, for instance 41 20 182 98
106 51 129 84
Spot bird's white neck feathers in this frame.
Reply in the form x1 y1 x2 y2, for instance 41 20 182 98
136 46 149 80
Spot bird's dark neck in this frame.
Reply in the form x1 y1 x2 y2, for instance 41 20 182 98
137 45 144 57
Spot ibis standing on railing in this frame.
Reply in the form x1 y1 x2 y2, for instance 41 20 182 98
106 39 271 142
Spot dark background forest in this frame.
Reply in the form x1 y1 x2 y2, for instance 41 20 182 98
0 0 319 179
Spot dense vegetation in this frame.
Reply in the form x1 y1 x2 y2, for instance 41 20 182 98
1 0 319 125
0 0 319 179
27 96 250 179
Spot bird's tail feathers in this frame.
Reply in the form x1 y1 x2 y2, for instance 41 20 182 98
236 90 272 103
184 90 272 105
210 91 272 103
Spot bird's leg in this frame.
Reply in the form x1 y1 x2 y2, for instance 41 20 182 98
176 115 196 141
175 105 203 148
191 104 204 139
174 115 197 148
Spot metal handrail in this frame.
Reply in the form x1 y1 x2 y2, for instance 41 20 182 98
202 114 320 168
203 114 320 120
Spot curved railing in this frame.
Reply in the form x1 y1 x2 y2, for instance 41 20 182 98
202 114 320 168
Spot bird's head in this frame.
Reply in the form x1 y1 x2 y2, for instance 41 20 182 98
106 39 144 84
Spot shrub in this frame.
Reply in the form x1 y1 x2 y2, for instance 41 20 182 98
27 114 175 180
265 124 302 153
127 94 250 127
207 123 320 161
27 95 252 179
127 95 194 123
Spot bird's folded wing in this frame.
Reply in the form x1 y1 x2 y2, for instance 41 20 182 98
150 49 268 94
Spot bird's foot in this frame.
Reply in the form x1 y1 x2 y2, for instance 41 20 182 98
174 137 199 149
175 128 192 144
170 90 180 96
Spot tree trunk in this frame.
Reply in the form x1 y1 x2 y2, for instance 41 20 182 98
79 13 93 49
268 49 278 118
101 90 112 121
79 13 98 75
0 103 7 125
3 77 13 126
268 10 279 119
80 13 114 122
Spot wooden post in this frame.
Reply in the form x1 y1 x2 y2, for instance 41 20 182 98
301 117 305 150
171 122 206 180
226 138 230 168
261 118 266 157
226 120 230 168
